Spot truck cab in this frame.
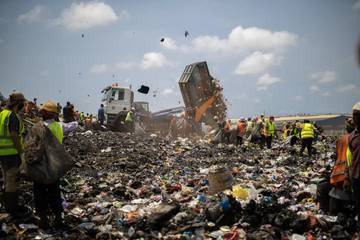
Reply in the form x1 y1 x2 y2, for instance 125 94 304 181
101 84 134 129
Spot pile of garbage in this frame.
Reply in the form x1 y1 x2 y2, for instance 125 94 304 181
1 130 357 239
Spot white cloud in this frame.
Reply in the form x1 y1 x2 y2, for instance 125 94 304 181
162 88 174 95
193 25 297 54
309 85 320 92
90 64 107 74
160 37 178 50
55 2 118 31
193 36 227 53
337 84 356 92
235 51 283 75
353 0 360 11
17 5 49 24
256 73 281 90
141 52 168 69
309 85 331 97
294 96 303 101
309 70 336 84
320 91 331 97
114 61 136 70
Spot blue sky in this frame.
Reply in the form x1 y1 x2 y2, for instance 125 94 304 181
0 0 359 117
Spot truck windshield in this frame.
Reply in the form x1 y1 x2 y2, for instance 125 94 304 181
101 90 109 101
118 90 124 100
102 88 126 101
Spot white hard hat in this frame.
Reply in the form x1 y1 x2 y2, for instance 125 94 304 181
353 101 360 111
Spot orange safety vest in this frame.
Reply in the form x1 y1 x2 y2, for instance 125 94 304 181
237 122 246 136
224 121 231 132
330 134 349 185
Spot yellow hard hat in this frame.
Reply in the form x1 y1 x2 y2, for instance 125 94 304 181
40 101 58 114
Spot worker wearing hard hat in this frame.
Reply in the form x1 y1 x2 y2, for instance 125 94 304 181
0 92 28 218
264 116 276 149
236 118 247 145
30 101 66 229
125 108 135 132
223 119 232 143
348 101 360 217
325 117 354 215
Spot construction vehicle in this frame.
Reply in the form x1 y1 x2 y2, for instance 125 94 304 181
101 84 154 131
178 61 227 131
101 61 227 134
101 83 135 131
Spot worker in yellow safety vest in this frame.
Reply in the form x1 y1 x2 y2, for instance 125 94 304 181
0 92 28 218
300 119 316 157
125 108 135 132
31 101 66 229
264 116 276 149
282 122 291 140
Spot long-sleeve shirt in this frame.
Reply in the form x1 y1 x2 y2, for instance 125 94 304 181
349 129 360 179
98 107 105 120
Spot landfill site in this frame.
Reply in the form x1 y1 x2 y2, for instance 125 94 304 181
1 1 360 240
0 56 359 240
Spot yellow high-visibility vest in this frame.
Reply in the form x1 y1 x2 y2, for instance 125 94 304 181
125 111 133 123
0 109 24 156
47 121 63 144
301 123 314 139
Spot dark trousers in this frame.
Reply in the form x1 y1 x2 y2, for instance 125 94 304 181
236 136 243 145
99 118 104 126
260 134 266 148
0 155 21 193
290 136 298 146
224 132 231 143
33 181 63 216
317 180 332 212
352 178 360 217
329 197 346 216
300 138 313 156
265 136 273 149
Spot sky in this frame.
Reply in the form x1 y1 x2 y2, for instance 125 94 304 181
0 0 360 118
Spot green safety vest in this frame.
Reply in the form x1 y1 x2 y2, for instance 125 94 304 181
47 121 63 144
125 111 133 123
0 109 24 156
291 127 300 138
346 147 352 177
301 123 314 139
80 113 85 121
267 121 275 136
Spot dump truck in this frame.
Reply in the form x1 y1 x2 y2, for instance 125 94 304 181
101 84 135 131
101 61 227 134
101 84 155 131
178 61 227 131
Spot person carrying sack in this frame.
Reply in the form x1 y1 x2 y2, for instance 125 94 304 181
26 101 71 229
